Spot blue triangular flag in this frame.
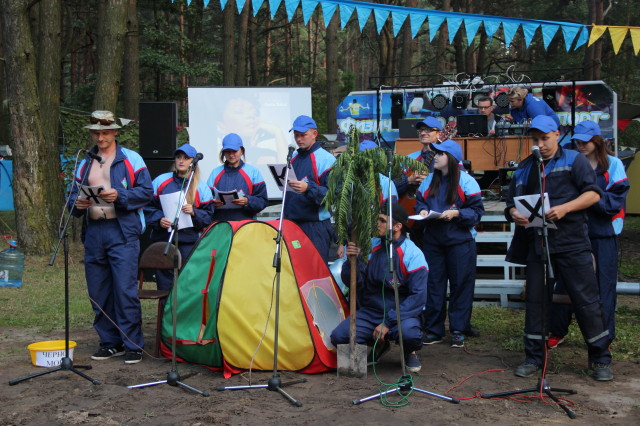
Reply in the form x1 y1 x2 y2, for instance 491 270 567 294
503 21 519 47
464 18 482 46
284 0 299 20
447 17 463 44
428 14 445 42
522 22 539 47
187 0 192 5
392 10 409 37
561 25 580 51
356 6 372 32
268 0 281 18
321 1 338 28
236 0 247 13
575 26 588 50
204 0 211 8
409 13 427 39
541 24 559 49
220 0 229 10
483 19 500 41
373 9 390 34
340 4 354 29
251 0 262 16
301 0 318 25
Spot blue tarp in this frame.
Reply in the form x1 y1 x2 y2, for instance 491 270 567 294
0 161 13 211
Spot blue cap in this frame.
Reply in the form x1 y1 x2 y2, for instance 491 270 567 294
359 140 378 151
221 133 243 151
572 120 601 142
433 139 463 162
415 116 443 131
528 116 558 133
174 144 197 158
290 115 317 132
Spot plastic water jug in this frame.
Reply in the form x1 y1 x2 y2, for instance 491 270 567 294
0 240 24 287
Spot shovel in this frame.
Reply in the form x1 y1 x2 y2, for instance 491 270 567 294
337 238 368 378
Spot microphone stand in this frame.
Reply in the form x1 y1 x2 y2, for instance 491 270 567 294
10 151 99 386
482 154 577 419
129 156 209 396
353 150 458 405
217 146 307 407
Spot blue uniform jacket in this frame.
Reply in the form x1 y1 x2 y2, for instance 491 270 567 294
341 236 428 328
510 93 560 127
207 161 268 221
145 172 215 244
284 142 336 221
415 171 484 246
504 146 602 264
378 173 398 205
69 143 153 241
588 155 629 237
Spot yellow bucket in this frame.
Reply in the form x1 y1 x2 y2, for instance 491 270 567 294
27 340 76 367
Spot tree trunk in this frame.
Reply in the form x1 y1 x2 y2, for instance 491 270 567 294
222 4 235 86
93 0 128 111
437 0 452 75
583 0 604 80
248 15 260 85
1 0 58 254
398 0 417 78
326 15 340 133
122 0 139 120
236 3 249 86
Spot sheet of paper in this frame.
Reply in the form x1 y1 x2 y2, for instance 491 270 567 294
514 193 557 229
267 163 298 192
408 210 443 221
214 189 241 210
159 191 193 230
78 185 113 207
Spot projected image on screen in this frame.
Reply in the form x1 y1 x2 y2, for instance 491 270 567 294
188 87 312 200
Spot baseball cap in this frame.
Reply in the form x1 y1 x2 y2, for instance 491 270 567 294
84 110 122 130
290 115 317 132
381 202 409 229
528 116 559 133
432 139 463 162
174 144 197 158
572 120 601 142
415 116 443 131
221 133 243 151
359 140 378 151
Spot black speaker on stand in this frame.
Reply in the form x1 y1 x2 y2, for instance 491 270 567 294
139 102 178 159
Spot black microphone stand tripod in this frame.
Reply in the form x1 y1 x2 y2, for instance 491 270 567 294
217 146 306 407
10 151 99 386
353 150 458 405
129 155 209 396
482 153 577 419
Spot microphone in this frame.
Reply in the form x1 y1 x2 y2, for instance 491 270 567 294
531 145 543 163
192 153 204 165
81 149 105 165
286 145 296 163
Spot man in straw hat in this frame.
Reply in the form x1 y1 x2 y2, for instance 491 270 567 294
69 110 153 365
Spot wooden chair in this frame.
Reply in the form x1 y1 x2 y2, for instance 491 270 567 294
138 241 181 357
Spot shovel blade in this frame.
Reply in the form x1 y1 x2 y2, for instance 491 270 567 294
336 343 368 378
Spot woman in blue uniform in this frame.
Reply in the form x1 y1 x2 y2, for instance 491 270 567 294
144 144 215 290
549 120 630 347
207 133 268 221
415 139 484 348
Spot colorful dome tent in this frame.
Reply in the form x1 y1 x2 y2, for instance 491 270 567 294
160 219 348 378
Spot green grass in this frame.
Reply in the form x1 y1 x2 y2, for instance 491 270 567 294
623 215 640 231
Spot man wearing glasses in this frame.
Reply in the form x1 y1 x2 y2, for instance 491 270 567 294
406 116 443 184
475 96 500 135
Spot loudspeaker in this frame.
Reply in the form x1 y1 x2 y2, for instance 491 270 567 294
390 94 404 129
144 158 174 181
139 102 178 158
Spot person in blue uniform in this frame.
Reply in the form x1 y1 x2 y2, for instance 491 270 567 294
330 203 428 373
415 139 484 348
359 140 398 205
507 87 560 127
505 115 613 381
548 120 629 349
70 110 154 364
284 115 336 262
144 144 215 291
207 133 268 221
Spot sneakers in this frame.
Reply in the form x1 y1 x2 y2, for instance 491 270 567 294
405 352 421 373
423 334 443 345
514 362 540 378
124 351 143 364
592 363 613 381
367 340 391 365
91 344 125 360
547 334 566 349
450 332 465 348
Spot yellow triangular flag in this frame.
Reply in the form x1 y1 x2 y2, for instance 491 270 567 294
630 28 640 55
608 27 629 54
588 24 608 46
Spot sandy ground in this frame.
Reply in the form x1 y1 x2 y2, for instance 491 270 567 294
1 322 639 425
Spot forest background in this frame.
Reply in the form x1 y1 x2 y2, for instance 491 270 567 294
1 0 640 255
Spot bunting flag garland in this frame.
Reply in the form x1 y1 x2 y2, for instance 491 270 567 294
174 0 590 52
588 25 640 55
